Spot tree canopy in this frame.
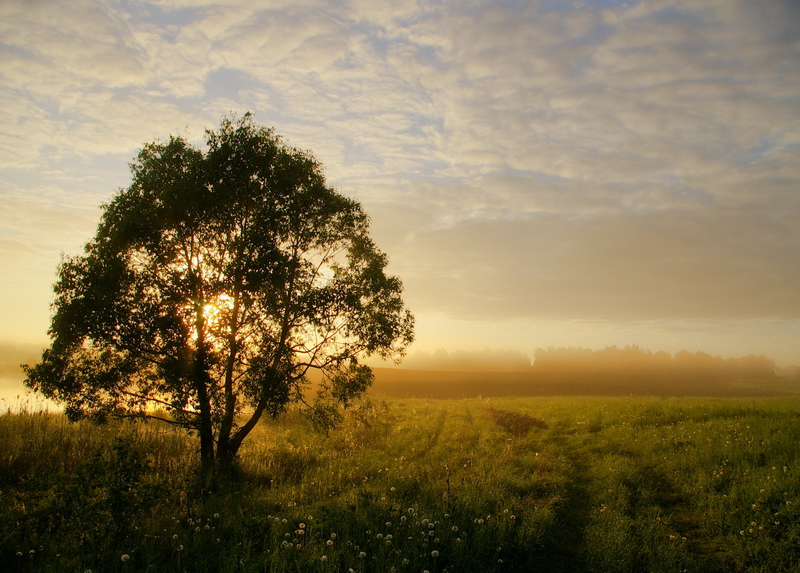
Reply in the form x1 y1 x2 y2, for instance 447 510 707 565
24 114 414 467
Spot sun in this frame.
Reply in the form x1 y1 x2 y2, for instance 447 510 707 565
202 293 234 331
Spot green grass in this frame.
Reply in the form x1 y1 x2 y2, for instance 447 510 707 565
2 396 800 572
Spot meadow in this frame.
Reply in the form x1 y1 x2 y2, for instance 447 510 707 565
2 393 800 572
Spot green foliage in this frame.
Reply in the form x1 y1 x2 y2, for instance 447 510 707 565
3 396 800 571
23 113 413 466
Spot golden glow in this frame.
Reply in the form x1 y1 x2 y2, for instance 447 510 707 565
203 293 234 330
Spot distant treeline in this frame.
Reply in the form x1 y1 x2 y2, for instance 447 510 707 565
400 345 781 381
400 348 532 371
532 345 778 381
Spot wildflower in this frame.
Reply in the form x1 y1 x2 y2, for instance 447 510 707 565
431 550 440 558
452 526 458 532
178 545 184 552
214 513 220 519
327 540 334 546
121 554 130 562
321 555 328 562
299 523 306 529
330 533 337 539
172 534 179 540
358 551 367 558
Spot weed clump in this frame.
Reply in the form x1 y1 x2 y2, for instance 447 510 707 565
486 407 548 436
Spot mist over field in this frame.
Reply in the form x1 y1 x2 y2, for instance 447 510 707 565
4 342 798 408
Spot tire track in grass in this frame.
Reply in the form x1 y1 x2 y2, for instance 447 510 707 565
529 422 594 572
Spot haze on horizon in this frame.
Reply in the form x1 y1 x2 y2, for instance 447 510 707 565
1 0 799 402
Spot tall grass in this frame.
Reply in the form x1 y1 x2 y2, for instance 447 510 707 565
2 396 800 571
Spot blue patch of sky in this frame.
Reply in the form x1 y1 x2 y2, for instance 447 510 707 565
740 138 778 165
119 0 207 27
647 5 707 28
538 0 638 13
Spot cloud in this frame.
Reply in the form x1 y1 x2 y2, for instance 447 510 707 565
0 0 798 360
393 204 800 321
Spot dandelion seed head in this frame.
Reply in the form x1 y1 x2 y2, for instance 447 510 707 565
431 550 439 558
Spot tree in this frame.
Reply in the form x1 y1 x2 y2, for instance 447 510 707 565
24 114 414 470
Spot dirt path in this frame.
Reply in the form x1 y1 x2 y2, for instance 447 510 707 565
528 425 594 572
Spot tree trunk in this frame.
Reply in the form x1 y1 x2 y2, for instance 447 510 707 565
193 344 216 474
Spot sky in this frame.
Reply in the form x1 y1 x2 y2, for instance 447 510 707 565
1 0 799 399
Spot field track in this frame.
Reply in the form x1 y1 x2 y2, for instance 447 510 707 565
3 395 800 571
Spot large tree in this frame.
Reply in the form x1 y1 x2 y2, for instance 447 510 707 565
24 114 414 468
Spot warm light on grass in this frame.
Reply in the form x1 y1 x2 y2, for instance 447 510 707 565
2 396 800 571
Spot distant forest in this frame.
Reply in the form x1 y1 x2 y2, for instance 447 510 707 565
401 346 790 380
378 346 796 399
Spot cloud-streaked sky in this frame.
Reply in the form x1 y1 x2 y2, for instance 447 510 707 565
1 0 799 387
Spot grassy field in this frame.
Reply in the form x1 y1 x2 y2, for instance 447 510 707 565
3 394 800 572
